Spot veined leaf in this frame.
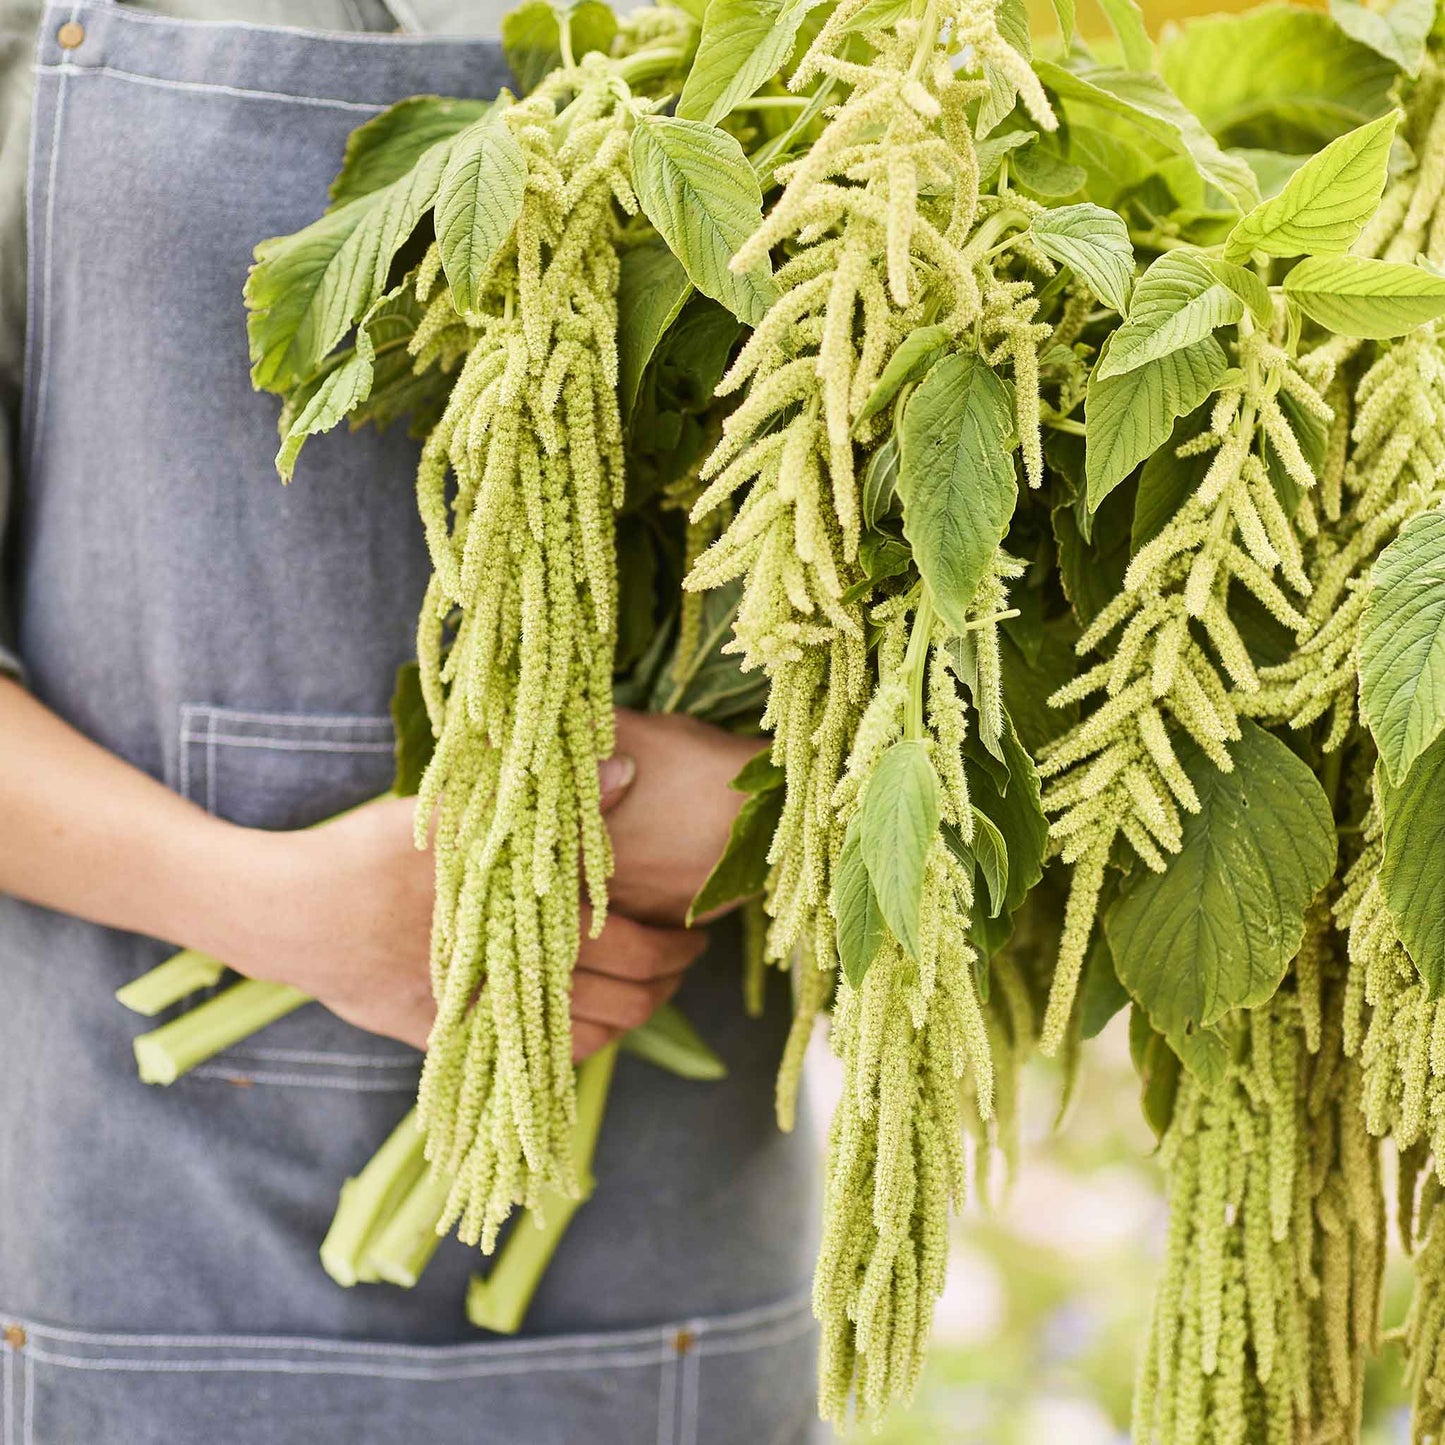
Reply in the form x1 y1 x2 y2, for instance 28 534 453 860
1283 254 1445 337
1085 333 1226 510
860 741 940 961
275 323 375 481
1105 720 1336 1036
1012 144 1088 199
328 96 491 209
502 0 617 93
1098 251 1243 380
617 238 694 418
687 783 784 923
1203 257 1273 326
630 116 775 326
976 129 1038 188
897 354 1018 634
1224 111 1398 262
1360 511 1445 783
964 808 1010 917
1380 735 1445 992
678 0 822 125
1050 0 1075 46
854 324 952 428
1030 203 1134 313
435 110 527 317
1330 0 1433 76
834 818 887 988
730 748 784 795
247 138 453 394
1035 62 1259 212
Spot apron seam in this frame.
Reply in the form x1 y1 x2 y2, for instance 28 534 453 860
36 62 389 115
183 708 393 728
3 1341 12 1445
59 4 495 44
220 1047 416 1067
20 1352 30 1445
186 1064 418 1091
25 12 80 484
9 1291 814 1356
180 734 394 753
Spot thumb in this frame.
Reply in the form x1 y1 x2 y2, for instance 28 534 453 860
597 753 637 812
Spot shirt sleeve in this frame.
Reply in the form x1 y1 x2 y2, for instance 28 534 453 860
0 9 38 681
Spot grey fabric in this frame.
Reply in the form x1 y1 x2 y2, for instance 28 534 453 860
0 4 820 1441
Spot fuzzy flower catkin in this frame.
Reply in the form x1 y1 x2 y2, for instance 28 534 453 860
407 76 635 1250
684 0 1053 1423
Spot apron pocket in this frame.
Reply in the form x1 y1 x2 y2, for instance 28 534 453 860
171 702 420 1090
2 1292 819 1445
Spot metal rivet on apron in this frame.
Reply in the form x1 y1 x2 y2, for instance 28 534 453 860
56 20 85 49
671 1327 694 1355
3 1324 25 1350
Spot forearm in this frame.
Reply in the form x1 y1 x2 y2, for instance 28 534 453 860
0 677 273 956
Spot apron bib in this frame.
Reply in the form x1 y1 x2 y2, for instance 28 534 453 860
1 6 819 1440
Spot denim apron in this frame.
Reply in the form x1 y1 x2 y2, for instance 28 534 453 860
0 5 820 1440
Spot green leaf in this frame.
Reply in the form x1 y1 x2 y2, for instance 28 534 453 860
620 1003 728 1081
1131 405 1211 552
1105 720 1336 1036
274 327 376 482
1359 510 1445 783
1131 1005 1181 1139
730 748 784 795
678 0 821 125
435 110 527 317
390 660 434 798
617 238 694 418
1012 144 1089 199
897 354 1018 634
1050 0 1075 46
1056 472 1134 624
834 818 887 988
1095 0 1153 71
1237 149 1310 201
1029 202 1134 313
1085 332 1228 509
1283 254 1445 338
246 140 453 394
1203 257 1273 326
860 741 941 961
1224 111 1398 262
1098 251 1243 380
1035 62 1260 211
855 324 953 429
966 808 1009 917
1379 735 1445 992
687 784 784 923
630 115 776 326
502 0 617 93
861 434 900 530
1160 6 1398 153
977 129 1038 188
1081 934 1129 1039
1330 0 1434 76
1171 1024 1232 1090
329 96 492 208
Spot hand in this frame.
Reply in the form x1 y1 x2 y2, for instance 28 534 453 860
604 708 768 928
212 759 705 1058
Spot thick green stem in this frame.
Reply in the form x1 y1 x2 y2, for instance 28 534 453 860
320 1109 430 1287
115 949 226 1017
367 1171 453 1287
132 979 308 1085
466 1043 618 1334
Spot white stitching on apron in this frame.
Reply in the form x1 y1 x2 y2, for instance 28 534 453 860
655 1339 678 1445
26 10 82 481
221 1047 415 1067
679 1337 701 1445
16 1290 812 1356
60 4 491 45
205 708 218 815
20 1352 30 1445
187 1065 416 1091
181 734 395 753
3 1340 12 1445
36 62 389 113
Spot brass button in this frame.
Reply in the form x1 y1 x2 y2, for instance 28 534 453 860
672 1327 694 1355
3 1324 25 1350
57 21 85 49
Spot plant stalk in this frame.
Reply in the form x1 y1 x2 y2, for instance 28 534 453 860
132 979 308 1085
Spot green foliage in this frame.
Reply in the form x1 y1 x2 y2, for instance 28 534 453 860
678 0 821 124
629 115 775 324
329 96 492 208
1360 511 1445 784
1283 253 1445 336
1380 735 1445 993
1224 110 1397 261
835 817 887 986
1105 722 1336 1037
1329 0 1434 75
1028 203 1134 313
860 740 941 961
1096 251 1244 379
502 0 617 91
897 354 1018 633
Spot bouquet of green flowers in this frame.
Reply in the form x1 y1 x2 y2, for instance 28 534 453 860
117 0 1445 1432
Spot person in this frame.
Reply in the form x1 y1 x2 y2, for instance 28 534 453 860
0 3 819 1441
